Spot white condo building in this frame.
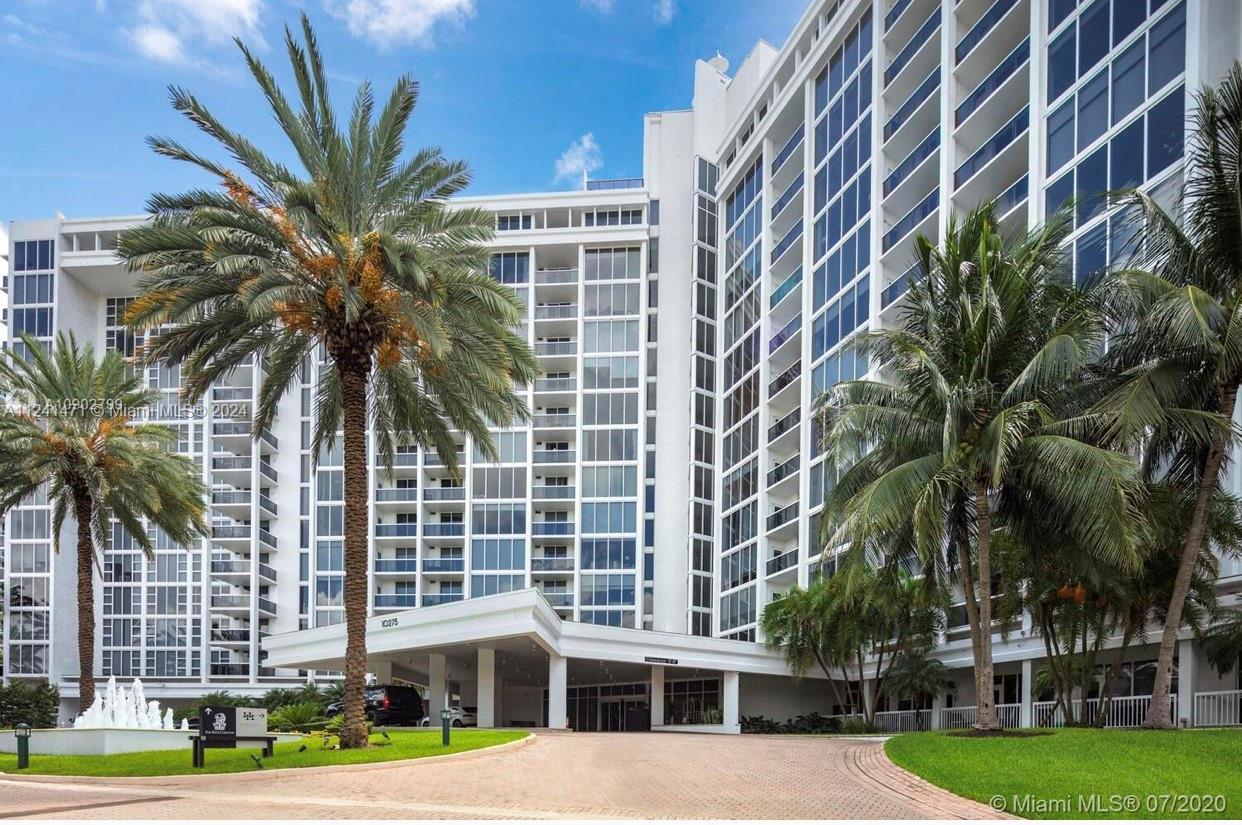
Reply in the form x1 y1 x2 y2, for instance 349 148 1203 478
6 0 1242 733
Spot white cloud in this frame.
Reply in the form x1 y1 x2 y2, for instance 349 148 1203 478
553 132 603 188
654 0 674 24
580 0 614 11
324 0 475 49
123 0 265 65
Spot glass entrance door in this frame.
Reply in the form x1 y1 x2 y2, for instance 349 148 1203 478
598 698 650 731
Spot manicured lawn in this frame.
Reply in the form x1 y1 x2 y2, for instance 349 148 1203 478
886 728 1242 819
0 729 526 777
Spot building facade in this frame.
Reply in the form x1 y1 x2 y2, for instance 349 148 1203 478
6 0 1242 730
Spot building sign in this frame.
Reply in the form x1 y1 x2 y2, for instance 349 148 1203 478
644 656 678 665
237 707 268 737
199 706 236 740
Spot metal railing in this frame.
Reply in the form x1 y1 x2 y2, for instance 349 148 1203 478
770 267 803 309
769 313 802 354
533 449 576 464
956 0 1020 63
954 106 1029 188
1194 690 1242 726
533 413 576 428
768 408 801 442
532 485 575 499
375 523 419 538
374 558 419 573
769 360 802 397
1033 695 1176 728
875 709 933 733
883 129 939 197
423 487 465 501
884 68 939 141
535 377 576 392
586 177 643 191
423 523 465 538
766 549 798 576
767 455 800 487
956 37 1029 126
766 502 799 531
376 488 419 502
938 703 1021 730
535 304 578 320
883 190 938 252
771 125 805 175
533 521 575 536
423 558 465 572
535 341 577 356
886 7 940 86
374 594 417 609
423 593 464 606
532 557 575 572
535 268 578 284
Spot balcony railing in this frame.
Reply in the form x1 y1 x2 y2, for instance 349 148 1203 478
375 558 419 573
375 523 419 538
766 501 799 531
212 454 252 471
535 341 577 357
424 451 465 467
768 313 802 354
1194 690 1242 727
770 124 805 175
767 455 800 487
541 591 575 607
883 129 939 197
212 524 251 540
210 628 251 643
881 263 924 309
210 663 250 677
211 594 250 609
532 485 575 499
884 68 939 141
213 386 252 401
885 0 914 29
533 449 575 464
769 360 802 397
212 489 251 506
768 408 801 442
423 557 465 572
955 0 1019 63
424 523 465 538
770 220 803 264
883 190 938 252
211 559 250 575
423 593 464 606
374 594 417 609
533 413 576 428
533 521 575 536
376 488 419 503
535 377 576 392
535 304 578 320
772 173 804 222
956 37 1029 126
535 268 578 284
532 557 575 572
423 487 465 501
766 548 798 576
954 106 1028 188
586 177 643 191
259 461 277 483
885 7 940 86
996 173 1029 216
392 453 419 466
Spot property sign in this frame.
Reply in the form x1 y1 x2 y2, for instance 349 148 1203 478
199 706 237 740
237 707 268 737
644 656 678 665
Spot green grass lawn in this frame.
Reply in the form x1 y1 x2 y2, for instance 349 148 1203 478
886 728 1242 819
0 729 526 777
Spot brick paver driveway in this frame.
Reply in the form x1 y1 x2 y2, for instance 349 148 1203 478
0 731 1001 819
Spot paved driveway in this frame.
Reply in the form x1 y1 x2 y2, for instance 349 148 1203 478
0 731 1000 819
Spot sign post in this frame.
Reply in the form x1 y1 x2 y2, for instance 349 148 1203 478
192 706 273 768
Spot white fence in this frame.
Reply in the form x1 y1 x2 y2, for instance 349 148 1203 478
936 703 1020 730
1032 695 1177 728
873 709 933 732
1194 690 1242 727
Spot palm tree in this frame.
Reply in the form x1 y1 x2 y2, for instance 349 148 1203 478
819 203 1147 730
116 17 538 748
883 649 950 730
1101 63 1242 728
760 579 853 715
0 333 207 712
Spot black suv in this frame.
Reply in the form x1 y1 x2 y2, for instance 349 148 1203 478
326 685 425 726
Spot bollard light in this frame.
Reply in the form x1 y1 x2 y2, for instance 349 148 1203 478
15 723 31 770
440 708 452 747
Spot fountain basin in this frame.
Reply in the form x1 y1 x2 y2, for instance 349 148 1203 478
0 727 303 756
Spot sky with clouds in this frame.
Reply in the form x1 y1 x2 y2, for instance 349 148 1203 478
1 0 805 222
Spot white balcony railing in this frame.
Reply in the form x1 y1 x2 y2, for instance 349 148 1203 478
1195 690 1242 726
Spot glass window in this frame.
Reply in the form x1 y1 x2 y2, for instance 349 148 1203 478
1110 117 1145 190
1046 171 1076 221
1048 24 1077 102
1148 2 1185 94
1147 85 1185 178
1077 0 1110 78
1111 38 1146 125
1050 0 1077 31
1077 70 1109 151
1075 222 1108 287
1113 0 1146 45
1076 144 1109 225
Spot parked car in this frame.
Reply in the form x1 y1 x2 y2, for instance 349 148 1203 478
420 705 477 727
325 685 425 726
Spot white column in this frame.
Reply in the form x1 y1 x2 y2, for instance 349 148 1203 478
722 671 740 734
477 647 496 728
1177 638 1195 727
370 659 393 685
650 665 665 727
930 693 943 731
548 652 568 729
862 678 875 718
1020 659 1033 728
429 653 447 714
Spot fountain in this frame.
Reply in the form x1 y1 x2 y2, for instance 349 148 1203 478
73 676 190 731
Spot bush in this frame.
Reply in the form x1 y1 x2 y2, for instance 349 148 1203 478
268 701 326 732
740 712 843 734
173 690 241 725
840 717 877 735
0 680 59 728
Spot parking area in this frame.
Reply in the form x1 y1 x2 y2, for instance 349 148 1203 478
0 730 1005 819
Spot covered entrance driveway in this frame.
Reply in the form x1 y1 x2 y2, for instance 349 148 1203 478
263 589 819 734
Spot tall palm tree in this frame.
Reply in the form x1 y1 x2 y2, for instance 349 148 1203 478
116 17 538 748
1102 63 1242 728
883 649 950 730
0 333 207 712
819 203 1147 729
760 579 853 715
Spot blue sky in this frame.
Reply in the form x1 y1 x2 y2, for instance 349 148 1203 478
1 0 805 223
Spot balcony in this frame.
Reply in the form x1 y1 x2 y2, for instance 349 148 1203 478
768 360 802 398
766 501 799 532
376 487 419 503
533 449 575 464
211 454 252 472
423 487 465 501
770 220 803 265
212 489 251 507
770 124 805 176
767 455 800 488
374 594 417 609
955 0 1020 64
535 376 576 393
541 591 575 608
424 451 465 468
375 523 419 538
954 106 1028 189
883 129 939 197
768 313 802 355
392 452 419 467
535 341 577 357
770 267 803 311
213 386 252 402
375 558 419 573
212 524 251 541
997 174 1029 218
532 557 575 572
259 461 278 484
424 523 465 538
533 521 575 536
885 7 940 87
768 408 801 443
955 38 1029 127
535 268 578 285
532 485 575 500
211 628 251 644
884 68 939 142
885 0 915 29
534 304 578 320
883 190 938 253
210 559 250 576
771 172 804 222
881 263 925 309
423 557 465 573
533 413 576 429
586 177 643 191
766 548 798 576
210 594 250 610
423 593 464 606
210 663 250 677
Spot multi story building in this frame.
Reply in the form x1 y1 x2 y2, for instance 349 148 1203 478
6 0 1242 732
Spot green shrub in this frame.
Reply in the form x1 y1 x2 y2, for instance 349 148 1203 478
173 690 241 725
840 717 877 735
0 680 59 729
268 702 326 733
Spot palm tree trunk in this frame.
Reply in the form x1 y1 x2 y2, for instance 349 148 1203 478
973 478 999 730
338 362 372 749
1144 385 1237 728
72 489 96 714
